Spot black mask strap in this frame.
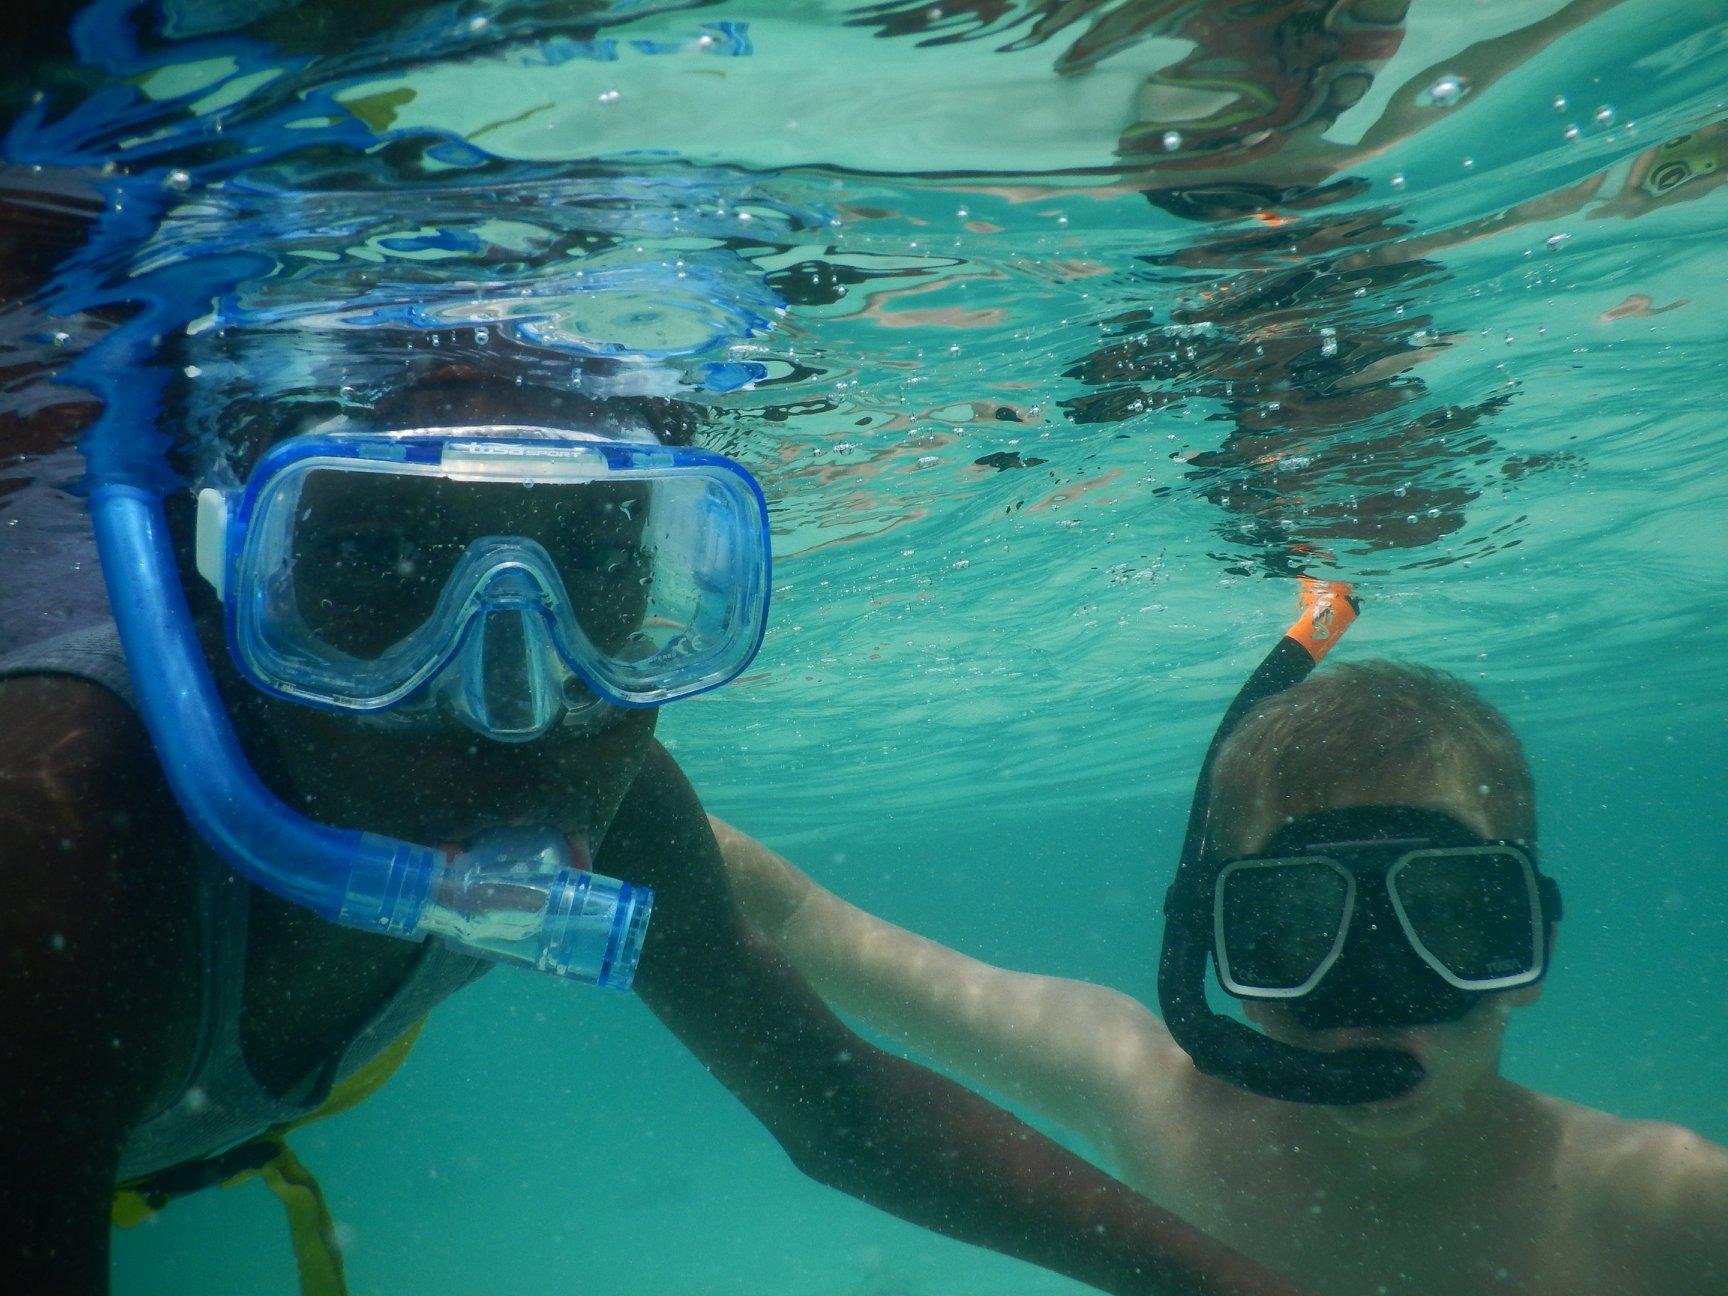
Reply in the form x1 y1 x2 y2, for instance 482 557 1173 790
1157 581 1425 1104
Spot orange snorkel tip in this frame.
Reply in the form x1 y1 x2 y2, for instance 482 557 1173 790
1288 577 1359 664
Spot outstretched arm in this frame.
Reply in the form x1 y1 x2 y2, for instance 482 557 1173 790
599 748 1282 1296
711 816 1182 1155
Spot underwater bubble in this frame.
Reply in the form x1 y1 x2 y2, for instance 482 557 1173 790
164 168 192 192
1424 74 1469 108
1161 130 1183 152
1544 233 1571 250
1462 156 1475 170
50 330 71 347
1594 105 1616 126
1563 124 1580 141
1552 95 1568 110
1319 327 1338 358
1389 172 1406 190
597 89 621 104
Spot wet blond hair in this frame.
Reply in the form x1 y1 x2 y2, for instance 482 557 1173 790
1207 661 1535 854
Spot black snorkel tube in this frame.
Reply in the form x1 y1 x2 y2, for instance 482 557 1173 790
1157 580 1426 1104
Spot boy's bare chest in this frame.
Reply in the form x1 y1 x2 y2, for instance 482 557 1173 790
1116 1123 1645 1296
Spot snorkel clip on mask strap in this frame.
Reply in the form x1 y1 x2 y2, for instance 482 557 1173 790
1157 579 1426 1105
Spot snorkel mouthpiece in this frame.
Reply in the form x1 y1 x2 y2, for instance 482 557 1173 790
345 827 651 988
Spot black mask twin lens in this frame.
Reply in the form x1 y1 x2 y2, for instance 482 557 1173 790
1212 806 1561 1028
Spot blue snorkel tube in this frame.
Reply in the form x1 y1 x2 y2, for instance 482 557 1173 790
1157 580 1424 1104
90 483 652 990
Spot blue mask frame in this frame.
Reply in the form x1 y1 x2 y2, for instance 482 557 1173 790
197 428 772 717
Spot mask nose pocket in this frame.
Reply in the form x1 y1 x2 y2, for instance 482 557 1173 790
452 604 562 741
1290 890 1479 1030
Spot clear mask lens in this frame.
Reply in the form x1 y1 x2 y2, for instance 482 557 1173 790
1217 859 1352 993
1217 845 1544 1000
282 466 651 667
1390 849 1542 984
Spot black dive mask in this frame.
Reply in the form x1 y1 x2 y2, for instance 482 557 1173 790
1210 805 1559 1031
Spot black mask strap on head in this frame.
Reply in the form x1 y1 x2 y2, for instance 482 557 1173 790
1157 580 1426 1105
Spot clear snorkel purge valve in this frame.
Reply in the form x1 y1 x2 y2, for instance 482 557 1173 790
1157 580 1425 1105
90 484 652 990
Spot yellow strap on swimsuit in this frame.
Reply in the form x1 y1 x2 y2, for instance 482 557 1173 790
112 1016 427 1296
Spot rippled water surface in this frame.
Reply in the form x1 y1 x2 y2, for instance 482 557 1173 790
2 2 1724 1292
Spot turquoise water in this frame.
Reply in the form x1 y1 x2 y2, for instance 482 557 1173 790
2 1 1724 1291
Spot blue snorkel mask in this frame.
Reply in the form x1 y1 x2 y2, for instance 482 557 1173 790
89 423 772 991
195 424 771 741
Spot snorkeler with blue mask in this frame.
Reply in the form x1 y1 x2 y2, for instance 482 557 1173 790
2 363 1322 1296
120 414 779 987
99 414 774 986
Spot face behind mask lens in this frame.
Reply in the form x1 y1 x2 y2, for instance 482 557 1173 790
1212 806 1557 1028
287 468 653 666
1218 860 1352 992
1390 848 1544 983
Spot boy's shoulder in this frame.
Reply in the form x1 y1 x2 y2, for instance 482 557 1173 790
1538 1091 1728 1286
1541 1089 1722 1181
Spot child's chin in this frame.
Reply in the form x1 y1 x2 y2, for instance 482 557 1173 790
1323 1078 1449 1138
